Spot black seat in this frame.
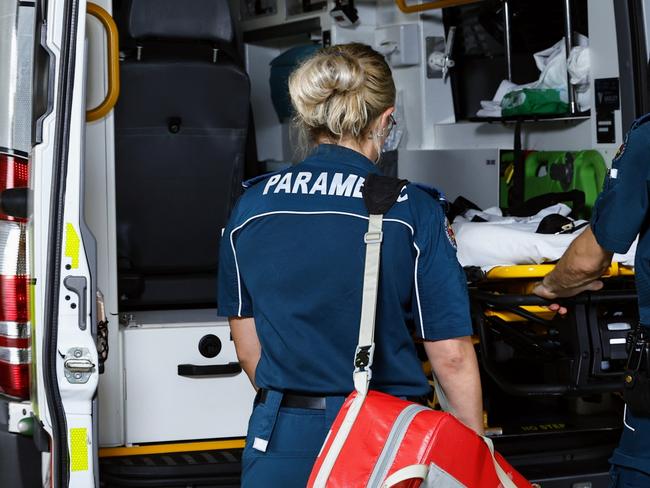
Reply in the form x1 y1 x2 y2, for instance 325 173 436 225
114 0 250 309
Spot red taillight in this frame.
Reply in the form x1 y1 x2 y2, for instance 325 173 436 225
0 154 28 222
0 361 30 398
0 152 30 400
0 276 29 323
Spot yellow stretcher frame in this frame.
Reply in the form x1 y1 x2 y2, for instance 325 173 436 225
481 263 635 322
486 262 635 280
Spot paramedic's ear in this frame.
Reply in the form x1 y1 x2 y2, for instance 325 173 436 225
378 106 395 137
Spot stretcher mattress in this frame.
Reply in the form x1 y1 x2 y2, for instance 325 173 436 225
452 204 637 271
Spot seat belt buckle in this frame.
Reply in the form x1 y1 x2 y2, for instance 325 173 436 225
364 231 383 244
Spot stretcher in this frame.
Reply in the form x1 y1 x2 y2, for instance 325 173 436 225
468 264 637 397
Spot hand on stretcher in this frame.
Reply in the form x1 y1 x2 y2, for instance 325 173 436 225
533 279 604 316
532 227 612 316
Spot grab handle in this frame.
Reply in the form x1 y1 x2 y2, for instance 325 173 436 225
86 3 120 122
177 362 242 377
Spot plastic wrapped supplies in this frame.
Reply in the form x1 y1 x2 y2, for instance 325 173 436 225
476 34 591 118
568 44 591 112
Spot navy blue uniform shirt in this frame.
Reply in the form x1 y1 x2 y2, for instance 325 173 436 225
218 144 472 397
591 115 650 474
591 114 650 324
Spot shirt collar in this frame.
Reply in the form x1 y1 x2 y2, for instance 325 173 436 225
304 144 381 175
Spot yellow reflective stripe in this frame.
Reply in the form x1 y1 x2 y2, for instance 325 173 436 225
70 428 89 471
65 223 81 269
99 439 246 458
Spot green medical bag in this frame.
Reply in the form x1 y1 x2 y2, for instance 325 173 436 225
501 88 569 117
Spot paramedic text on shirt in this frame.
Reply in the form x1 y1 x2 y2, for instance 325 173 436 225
534 114 650 487
217 43 483 488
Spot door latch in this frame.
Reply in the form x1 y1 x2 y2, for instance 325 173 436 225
63 348 95 384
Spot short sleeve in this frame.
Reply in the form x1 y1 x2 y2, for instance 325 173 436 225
591 126 650 254
413 199 473 341
217 209 254 317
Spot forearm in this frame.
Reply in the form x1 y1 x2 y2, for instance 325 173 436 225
229 317 261 390
237 353 260 389
543 227 612 296
425 338 484 435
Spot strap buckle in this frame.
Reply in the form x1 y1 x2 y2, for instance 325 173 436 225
364 231 383 244
354 343 375 375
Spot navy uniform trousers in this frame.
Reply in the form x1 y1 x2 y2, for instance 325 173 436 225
241 391 345 488
608 408 650 487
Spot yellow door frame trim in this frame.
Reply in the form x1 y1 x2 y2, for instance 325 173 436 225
99 439 246 458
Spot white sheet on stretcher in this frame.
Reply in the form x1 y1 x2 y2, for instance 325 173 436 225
452 204 637 271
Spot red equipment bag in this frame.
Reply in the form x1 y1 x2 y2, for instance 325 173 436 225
308 390 531 487
307 175 532 488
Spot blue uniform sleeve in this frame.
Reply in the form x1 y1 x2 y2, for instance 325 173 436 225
217 204 254 317
412 196 473 341
591 123 650 254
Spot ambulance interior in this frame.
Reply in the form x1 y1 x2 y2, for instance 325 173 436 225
79 0 650 485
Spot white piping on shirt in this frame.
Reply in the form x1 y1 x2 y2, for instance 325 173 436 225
623 404 636 432
228 211 421 332
412 242 425 338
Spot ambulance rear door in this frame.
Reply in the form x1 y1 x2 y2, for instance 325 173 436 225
31 0 101 486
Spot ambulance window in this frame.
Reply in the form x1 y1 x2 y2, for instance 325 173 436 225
444 0 588 120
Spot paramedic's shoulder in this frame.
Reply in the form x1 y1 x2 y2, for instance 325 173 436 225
630 112 650 132
403 182 449 218
590 113 650 254
618 112 650 166
402 182 454 246
231 170 285 220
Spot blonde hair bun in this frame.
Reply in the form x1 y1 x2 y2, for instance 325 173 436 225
289 43 395 145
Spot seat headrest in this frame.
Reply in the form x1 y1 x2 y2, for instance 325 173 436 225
128 0 234 44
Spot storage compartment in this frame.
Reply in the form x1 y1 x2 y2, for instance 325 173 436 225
123 310 255 444
444 0 589 120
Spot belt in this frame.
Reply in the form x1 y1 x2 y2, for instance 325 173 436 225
255 389 428 410
256 389 327 410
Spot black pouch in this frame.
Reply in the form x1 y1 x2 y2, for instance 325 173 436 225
623 369 650 417
624 325 650 417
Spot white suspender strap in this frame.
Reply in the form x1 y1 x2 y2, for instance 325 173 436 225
312 213 385 487
353 213 383 396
